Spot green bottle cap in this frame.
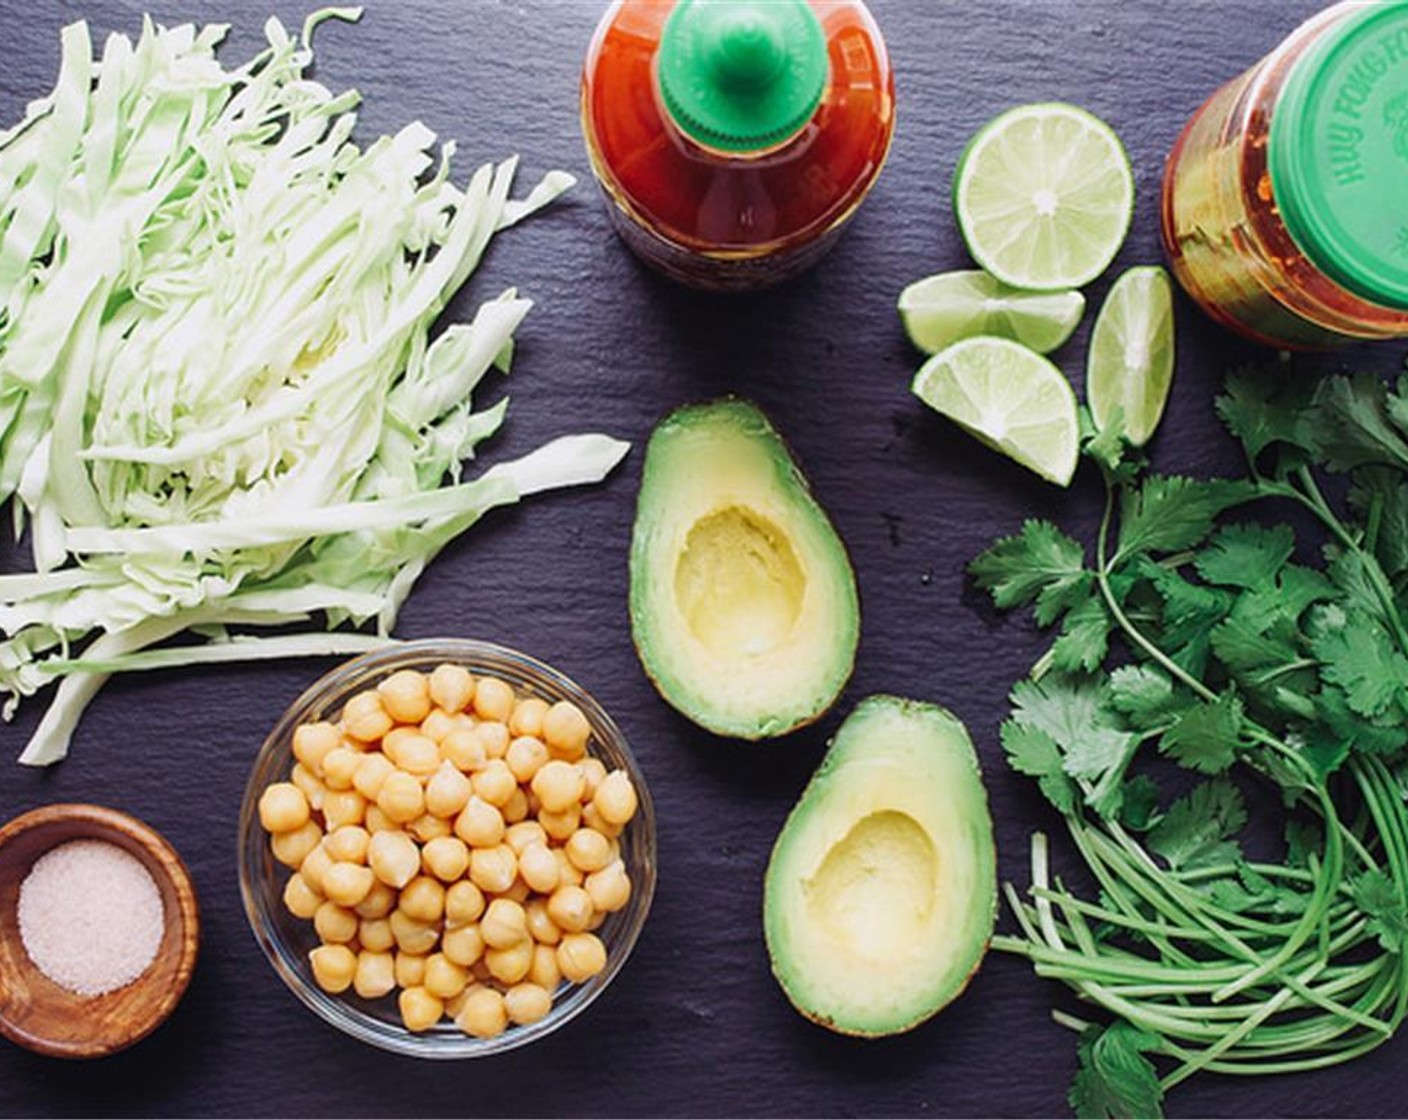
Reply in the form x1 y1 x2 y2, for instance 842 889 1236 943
656 0 828 153
1269 1 1408 311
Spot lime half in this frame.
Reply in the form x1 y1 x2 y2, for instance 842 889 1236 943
912 335 1079 486
1087 266 1175 446
954 103 1134 291
899 270 1085 355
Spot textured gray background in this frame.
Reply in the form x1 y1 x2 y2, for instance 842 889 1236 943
0 1 1403 1116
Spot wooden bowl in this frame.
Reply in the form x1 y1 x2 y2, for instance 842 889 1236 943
0 804 199 1058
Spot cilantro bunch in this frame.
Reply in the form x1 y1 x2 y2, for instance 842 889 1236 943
972 370 1408 1118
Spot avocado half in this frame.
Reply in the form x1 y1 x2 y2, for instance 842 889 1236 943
628 399 859 739
764 695 997 1036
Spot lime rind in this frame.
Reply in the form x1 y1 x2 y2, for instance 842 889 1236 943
912 335 1080 487
1087 266 1175 446
898 271 1085 354
953 102 1134 291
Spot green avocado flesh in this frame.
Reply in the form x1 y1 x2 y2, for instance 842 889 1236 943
629 399 859 739
764 695 997 1036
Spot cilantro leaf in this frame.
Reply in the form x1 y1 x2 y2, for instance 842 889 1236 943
1117 475 1256 559
1159 692 1243 774
1275 564 1336 622
1118 774 1161 831
1193 522 1295 589
1210 616 1298 674
1147 777 1247 870
1311 611 1408 718
1306 374 1408 473
1351 870 1408 953
1050 597 1112 674
1000 720 1077 813
969 520 1089 625
1069 1021 1165 1120
1316 686 1408 756
1010 673 1113 751
1108 665 1182 729
1215 366 1315 462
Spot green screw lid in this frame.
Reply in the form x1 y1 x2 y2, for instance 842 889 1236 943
1270 1 1408 311
656 0 829 153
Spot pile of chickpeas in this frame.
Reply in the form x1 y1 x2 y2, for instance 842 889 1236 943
256 663 639 1040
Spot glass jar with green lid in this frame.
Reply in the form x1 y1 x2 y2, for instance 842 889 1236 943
1162 1 1408 348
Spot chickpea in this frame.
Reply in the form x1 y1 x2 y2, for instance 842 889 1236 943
368 830 420 889
502 787 530 825
394 950 427 989
354 950 397 1000
504 982 553 1026
585 859 632 913
259 782 310 834
553 847 584 888
290 763 327 811
386 733 439 777
293 720 341 771
508 697 549 739
473 676 515 723
378 669 432 725
399 876 446 924
518 843 560 895
271 819 322 869
319 746 362 791
529 942 562 989
594 770 638 826
425 762 472 819
581 802 624 840
377 771 425 824
283 872 322 920
355 880 398 920
505 820 548 856
481 898 528 949
422 835 471 882
445 984 480 1022
325 825 371 865
454 796 505 848
506 735 549 783
364 805 397 834
557 932 607 984
532 760 584 814
398 985 444 1033
456 986 508 1039
525 898 561 946
420 708 458 744
299 843 335 894
390 910 440 956
408 813 453 843
314 901 358 944
429 663 475 715
310 944 357 993
342 689 393 743
322 862 375 908
577 758 608 800
424 952 470 1000
441 922 485 968
539 803 581 843
543 701 591 760
468 844 517 895
440 727 487 772
476 721 510 760
444 880 486 927
566 828 613 873
547 885 594 934
359 917 395 953
471 760 516 808
353 753 396 801
484 939 533 985
323 789 368 830
498 878 531 904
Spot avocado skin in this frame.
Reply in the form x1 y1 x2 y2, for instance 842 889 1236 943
763 695 998 1037
628 398 859 740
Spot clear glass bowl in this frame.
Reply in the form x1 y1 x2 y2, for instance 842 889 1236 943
237 639 657 1058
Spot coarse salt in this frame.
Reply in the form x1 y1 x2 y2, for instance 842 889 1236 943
17 839 164 997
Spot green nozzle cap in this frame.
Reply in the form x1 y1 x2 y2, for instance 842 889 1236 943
1270 2 1408 311
657 0 828 153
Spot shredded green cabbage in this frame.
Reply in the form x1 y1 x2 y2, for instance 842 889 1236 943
0 11 628 765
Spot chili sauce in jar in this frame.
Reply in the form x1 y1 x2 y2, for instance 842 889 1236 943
1162 1 1408 348
581 0 895 291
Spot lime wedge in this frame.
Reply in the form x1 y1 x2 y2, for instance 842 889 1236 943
912 336 1079 486
1087 266 1175 446
899 270 1085 355
953 103 1134 291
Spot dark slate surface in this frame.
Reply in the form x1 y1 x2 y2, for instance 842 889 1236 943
0 1 1403 1116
